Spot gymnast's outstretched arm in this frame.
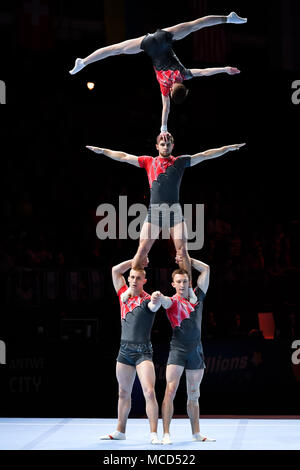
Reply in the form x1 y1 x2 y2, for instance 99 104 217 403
85 146 140 167
186 143 246 167
190 66 240 77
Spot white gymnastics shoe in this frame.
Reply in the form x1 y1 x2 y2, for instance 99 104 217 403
192 432 216 442
162 433 172 445
100 430 126 440
69 58 86 75
150 432 162 444
227 12 247 24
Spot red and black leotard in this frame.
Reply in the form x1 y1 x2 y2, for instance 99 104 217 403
138 155 191 205
140 29 193 96
117 284 156 343
166 286 206 347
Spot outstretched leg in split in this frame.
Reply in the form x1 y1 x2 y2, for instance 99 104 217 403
69 35 144 74
164 12 247 41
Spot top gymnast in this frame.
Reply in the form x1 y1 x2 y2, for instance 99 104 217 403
69 12 247 134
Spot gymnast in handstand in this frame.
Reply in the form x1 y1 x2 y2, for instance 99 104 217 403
69 12 246 134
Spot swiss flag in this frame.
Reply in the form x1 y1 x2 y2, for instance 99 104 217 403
19 0 54 49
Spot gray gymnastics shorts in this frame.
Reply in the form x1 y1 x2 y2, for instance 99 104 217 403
167 342 206 370
117 340 153 367
146 203 184 228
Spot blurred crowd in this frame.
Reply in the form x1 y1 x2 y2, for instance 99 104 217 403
1 184 299 342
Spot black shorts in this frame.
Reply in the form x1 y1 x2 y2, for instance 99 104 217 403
146 203 184 228
167 342 205 370
117 341 153 367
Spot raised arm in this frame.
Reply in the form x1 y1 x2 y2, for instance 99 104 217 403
191 258 210 294
189 143 245 166
161 94 171 134
111 259 132 293
86 146 140 167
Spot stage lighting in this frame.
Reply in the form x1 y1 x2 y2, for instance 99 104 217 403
87 82 95 90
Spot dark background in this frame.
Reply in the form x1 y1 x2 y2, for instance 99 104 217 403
0 0 299 417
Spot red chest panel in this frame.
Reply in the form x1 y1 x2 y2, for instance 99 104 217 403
139 156 177 188
118 285 151 320
166 294 196 328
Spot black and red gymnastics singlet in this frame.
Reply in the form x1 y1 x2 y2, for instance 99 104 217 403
166 286 206 344
138 155 191 205
140 29 193 96
117 285 156 342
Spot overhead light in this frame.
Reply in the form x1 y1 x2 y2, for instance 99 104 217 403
87 82 95 90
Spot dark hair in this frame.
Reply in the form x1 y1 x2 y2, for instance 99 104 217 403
156 132 174 145
172 268 190 281
170 83 189 104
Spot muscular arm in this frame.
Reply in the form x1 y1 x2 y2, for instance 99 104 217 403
111 259 132 293
161 94 171 132
191 258 210 294
189 143 245 166
190 66 240 77
86 146 140 167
